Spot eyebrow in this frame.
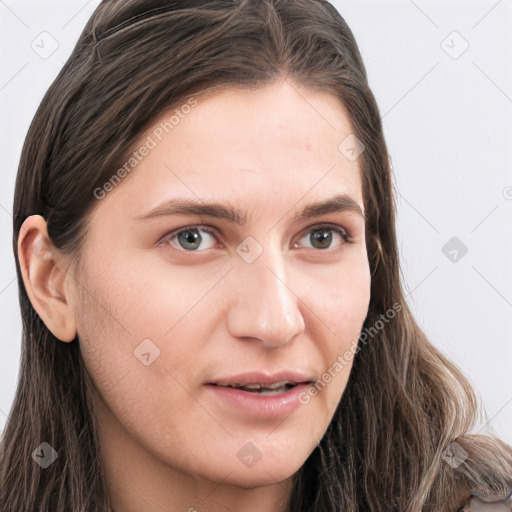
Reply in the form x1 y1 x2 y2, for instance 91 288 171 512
134 193 366 225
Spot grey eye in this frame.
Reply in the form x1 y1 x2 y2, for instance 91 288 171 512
165 227 218 251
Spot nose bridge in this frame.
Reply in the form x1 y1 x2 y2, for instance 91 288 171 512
226 235 305 347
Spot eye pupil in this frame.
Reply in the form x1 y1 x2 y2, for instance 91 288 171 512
178 230 202 250
311 229 332 249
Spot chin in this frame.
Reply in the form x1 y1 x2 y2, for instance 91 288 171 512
220 464 299 489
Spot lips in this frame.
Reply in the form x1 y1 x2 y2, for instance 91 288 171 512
206 370 316 389
205 380 314 417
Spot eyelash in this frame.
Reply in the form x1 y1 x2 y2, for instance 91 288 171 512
159 223 354 253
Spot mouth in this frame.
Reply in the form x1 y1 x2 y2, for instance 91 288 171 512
205 378 315 417
207 380 313 395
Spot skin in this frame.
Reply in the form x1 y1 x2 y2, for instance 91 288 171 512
18 79 371 512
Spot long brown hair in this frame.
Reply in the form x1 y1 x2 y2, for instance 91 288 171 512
1 1 511 510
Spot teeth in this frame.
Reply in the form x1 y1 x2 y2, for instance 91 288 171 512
224 381 298 391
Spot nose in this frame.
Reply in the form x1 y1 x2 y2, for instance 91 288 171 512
226 242 306 348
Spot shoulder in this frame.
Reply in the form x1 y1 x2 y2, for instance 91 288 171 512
456 491 512 511
439 435 512 511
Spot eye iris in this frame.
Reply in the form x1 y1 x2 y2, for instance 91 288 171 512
178 230 202 250
173 227 340 251
311 229 332 249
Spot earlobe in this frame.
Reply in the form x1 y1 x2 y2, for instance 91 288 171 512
17 215 77 343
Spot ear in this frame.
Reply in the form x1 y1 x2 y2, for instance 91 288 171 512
17 215 77 342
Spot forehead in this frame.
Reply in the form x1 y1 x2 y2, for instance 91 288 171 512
91 81 364 223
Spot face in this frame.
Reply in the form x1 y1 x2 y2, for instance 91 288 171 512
71 80 371 489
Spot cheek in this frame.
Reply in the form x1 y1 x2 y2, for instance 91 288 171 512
74 265 158 400
332 268 371 338
75 283 190 462
309 256 371 341
74 260 206 415
305 259 370 407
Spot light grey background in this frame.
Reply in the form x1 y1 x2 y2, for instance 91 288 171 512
1 1 511 445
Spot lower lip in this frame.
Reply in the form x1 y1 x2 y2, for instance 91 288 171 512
205 383 312 418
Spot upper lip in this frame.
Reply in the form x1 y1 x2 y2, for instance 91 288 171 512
207 370 317 387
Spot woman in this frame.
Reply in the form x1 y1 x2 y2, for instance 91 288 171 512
1 1 511 511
